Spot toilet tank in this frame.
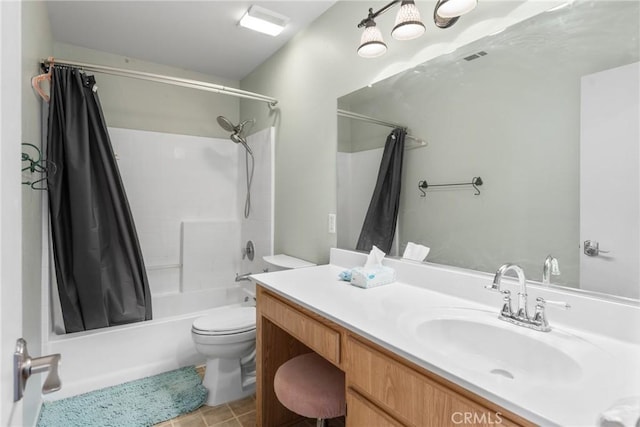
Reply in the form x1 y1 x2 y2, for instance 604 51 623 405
263 254 316 272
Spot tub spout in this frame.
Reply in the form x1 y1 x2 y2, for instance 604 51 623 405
235 272 253 282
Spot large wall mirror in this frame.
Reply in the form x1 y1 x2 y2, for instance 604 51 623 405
337 0 639 301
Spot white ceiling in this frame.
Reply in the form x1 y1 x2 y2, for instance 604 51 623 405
46 1 336 81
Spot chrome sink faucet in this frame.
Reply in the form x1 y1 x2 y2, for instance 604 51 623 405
485 263 527 320
485 263 570 332
542 255 560 285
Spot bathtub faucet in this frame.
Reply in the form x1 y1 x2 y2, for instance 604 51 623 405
235 272 253 282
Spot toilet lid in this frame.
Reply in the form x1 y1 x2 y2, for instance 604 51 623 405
192 306 256 334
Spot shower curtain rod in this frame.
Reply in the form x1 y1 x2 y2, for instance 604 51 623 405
42 58 278 107
337 108 427 149
337 109 406 130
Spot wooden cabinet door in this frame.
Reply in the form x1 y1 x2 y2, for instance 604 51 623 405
346 336 522 427
347 389 404 427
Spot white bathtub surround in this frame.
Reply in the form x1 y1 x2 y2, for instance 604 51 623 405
252 248 640 426
239 127 275 275
109 127 241 296
337 147 401 256
337 148 383 252
152 286 243 320
182 220 241 292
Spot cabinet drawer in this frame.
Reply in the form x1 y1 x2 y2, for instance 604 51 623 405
260 291 341 365
347 389 403 427
346 336 518 427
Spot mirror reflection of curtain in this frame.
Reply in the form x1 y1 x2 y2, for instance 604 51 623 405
356 128 406 253
47 67 152 333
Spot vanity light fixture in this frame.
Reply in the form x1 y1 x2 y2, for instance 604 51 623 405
239 5 289 37
391 1 426 41
357 0 476 58
434 0 478 19
358 17 388 58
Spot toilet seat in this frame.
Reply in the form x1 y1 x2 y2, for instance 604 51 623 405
192 306 256 336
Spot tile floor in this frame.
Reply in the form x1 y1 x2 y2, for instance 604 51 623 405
153 395 256 427
154 366 345 427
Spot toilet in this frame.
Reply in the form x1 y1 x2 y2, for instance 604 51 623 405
191 305 257 406
191 254 315 406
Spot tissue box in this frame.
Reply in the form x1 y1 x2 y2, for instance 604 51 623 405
350 266 396 289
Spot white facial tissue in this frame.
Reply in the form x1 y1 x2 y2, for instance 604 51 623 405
350 246 396 289
402 242 430 262
364 245 385 269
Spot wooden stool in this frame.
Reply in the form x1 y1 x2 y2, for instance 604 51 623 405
274 352 346 427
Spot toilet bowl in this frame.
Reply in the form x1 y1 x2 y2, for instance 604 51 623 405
191 306 257 406
191 254 315 406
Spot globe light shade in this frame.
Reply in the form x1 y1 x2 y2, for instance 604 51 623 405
391 1 426 41
435 0 478 19
358 24 387 58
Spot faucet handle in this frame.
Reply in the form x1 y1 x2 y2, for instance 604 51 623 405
484 282 510 296
484 283 498 291
484 282 506 293
500 290 513 318
536 297 570 310
533 297 570 332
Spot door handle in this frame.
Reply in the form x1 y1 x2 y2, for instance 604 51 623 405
14 338 61 401
583 240 610 257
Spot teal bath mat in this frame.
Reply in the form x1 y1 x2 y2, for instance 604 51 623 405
37 366 207 427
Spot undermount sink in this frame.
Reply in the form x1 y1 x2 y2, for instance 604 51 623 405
403 309 586 385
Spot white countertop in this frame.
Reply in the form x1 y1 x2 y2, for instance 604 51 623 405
252 255 640 427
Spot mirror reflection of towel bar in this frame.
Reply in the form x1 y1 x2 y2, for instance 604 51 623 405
418 176 483 197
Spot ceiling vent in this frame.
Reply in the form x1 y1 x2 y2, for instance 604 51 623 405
463 51 488 61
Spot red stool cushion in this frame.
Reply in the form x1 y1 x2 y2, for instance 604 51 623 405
274 352 346 419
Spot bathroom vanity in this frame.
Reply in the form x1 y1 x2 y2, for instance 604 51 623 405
253 249 640 426
256 286 528 426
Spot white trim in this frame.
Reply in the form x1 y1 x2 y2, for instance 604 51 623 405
1 0 24 423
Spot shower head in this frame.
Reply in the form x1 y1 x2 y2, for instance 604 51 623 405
216 116 255 134
217 116 236 132
216 116 255 155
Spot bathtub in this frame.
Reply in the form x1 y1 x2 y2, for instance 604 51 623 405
44 285 249 400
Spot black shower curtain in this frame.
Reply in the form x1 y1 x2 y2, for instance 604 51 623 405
47 67 152 333
356 128 406 254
